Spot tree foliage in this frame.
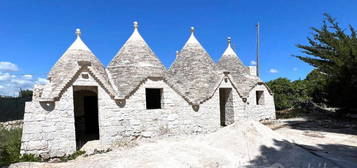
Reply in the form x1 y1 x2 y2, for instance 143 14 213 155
295 14 357 111
0 90 33 122
267 78 310 110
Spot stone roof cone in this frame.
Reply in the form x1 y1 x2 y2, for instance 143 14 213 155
217 37 261 97
167 27 219 104
217 37 249 74
44 29 116 100
107 22 166 98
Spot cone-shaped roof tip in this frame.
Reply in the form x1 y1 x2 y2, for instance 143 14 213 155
186 26 200 44
223 37 236 56
75 28 81 36
66 28 90 51
133 21 138 29
227 37 231 45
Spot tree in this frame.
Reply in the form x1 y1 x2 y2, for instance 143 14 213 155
267 78 295 110
18 90 32 99
295 14 357 112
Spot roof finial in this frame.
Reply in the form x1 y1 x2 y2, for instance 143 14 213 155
75 28 81 37
227 37 231 46
133 21 138 29
190 26 195 33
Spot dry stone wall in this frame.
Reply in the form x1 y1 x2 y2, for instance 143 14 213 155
21 70 275 158
246 84 276 120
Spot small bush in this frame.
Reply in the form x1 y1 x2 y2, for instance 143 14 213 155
0 127 22 166
59 150 85 162
19 154 42 162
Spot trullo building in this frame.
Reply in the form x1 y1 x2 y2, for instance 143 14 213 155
21 22 275 157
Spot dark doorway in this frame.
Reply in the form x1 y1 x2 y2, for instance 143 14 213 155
73 87 99 150
146 88 162 109
256 91 265 105
219 88 234 126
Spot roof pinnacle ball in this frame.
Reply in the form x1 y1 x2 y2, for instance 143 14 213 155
75 28 81 36
190 26 195 33
133 21 138 29
227 37 232 45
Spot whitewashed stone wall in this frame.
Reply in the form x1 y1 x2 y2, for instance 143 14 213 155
98 77 245 144
21 87 76 158
21 70 274 157
246 84 276 120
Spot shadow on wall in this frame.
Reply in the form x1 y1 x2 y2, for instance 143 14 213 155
248 139 356 168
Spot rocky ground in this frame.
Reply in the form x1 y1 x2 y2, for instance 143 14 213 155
10 120 340 168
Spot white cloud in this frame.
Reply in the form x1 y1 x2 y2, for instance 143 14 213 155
293 67 298 71
250 60 257 65
11 78 32 86
23 74 32 79
0 72 12 81
0 85 4 89
0 62 19 72
269 68 278 73
36 78 49 85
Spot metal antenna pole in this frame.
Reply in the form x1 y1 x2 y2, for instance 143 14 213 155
256 22 260 77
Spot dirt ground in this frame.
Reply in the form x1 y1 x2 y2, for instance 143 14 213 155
10 120 339 168
266 117 357 168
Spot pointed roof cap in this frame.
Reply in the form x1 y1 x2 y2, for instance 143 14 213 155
217 37 260 97
107 21 166 98
166 27 219 104
222 37 236 56
44 29 116 100
66 28 91 51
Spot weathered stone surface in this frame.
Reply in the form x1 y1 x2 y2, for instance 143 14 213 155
0 120 23 130
166 28 220 104
107 22 166 98
21 25 276 157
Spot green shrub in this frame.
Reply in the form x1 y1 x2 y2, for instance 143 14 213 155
0 127 22 166
59 150 85 162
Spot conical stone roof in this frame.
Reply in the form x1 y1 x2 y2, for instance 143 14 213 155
107 22 166 98
217 37 260 97
46 29 116 100
167 27 219 104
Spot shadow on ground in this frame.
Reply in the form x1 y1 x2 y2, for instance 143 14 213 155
248 139 355 168
283 118 357 136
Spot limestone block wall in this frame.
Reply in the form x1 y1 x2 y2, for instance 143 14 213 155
21 70 274 157
21 70 109 158
21 87 76 158
99 78 246 144
246 84 276 120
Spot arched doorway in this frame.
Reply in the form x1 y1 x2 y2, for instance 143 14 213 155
73 86 99 149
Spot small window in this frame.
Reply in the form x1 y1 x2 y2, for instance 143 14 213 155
256 91 264 105
146 88 163 109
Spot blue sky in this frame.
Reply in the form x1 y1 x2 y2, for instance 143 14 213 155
1 0 357 96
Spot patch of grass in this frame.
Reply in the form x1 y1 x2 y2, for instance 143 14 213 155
59 150 85 162
0 126 22 166
84 148 112 157
0 127 45 166
19 154 43 162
